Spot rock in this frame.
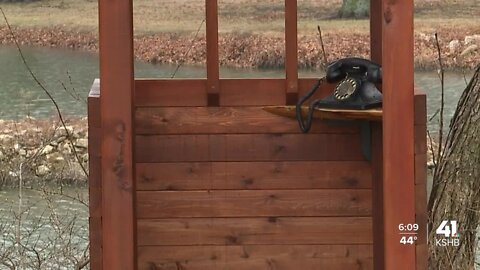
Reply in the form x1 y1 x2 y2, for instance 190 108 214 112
46 153 65 163
461 44 478 57
41 145 55 155
19 149 27 156
0 134 14 141
35 165 51 176
464 35 480 45
14 143 20 151
75 138 88 149
82 153 89 162
448 39 460 54
0 150 4 159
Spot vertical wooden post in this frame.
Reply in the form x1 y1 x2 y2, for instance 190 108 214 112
381 0 416 268
98 0 136 269
285 0 298 105
370 0 384 269
206 0 220 106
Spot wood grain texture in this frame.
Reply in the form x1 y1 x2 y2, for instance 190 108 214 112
136 189 372 218
135 79 207 107
285 0 298 97
370 122 384 270
89 217 103 270
98 0 136 268
219 79 285 106
206 0 220 103
138 245 373 270
381 0 416 266
137 217 372 246
135 106 360 135
134 79 336 107
135 134 365 162
263 106 382 122
136 161 372 191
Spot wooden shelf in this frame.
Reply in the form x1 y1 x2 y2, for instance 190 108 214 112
263 106 383 122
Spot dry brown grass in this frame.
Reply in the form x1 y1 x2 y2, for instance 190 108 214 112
0 0 478 35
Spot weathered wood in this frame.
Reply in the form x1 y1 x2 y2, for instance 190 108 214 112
137 217 372 246
370 122 384 270
135 79 207 107
415 124 427 155
135 134 365 162
135 107 360 135
98 0 136 268
414 93 427 126
381 0 416 267
263 106 382 121
136 161 372 191
136 189 372 218
206 0 220 106
285 0 298 104
137 245 373 270
89 217 103 270
219 79 286 106
88 127 101 158
134 79 336 107
88 80 101 128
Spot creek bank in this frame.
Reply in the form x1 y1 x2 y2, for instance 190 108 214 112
0 118 88 189
0 117 438 189
0 26 478 70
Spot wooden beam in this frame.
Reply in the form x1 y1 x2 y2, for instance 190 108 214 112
206 0 220 106
285 0 298 105
370 1 384 269
381 0 416 268
98 0 136 269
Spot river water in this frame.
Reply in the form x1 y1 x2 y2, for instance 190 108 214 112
0 45 475 268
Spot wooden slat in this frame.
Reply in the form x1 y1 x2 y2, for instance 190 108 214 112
135 134 365 162
88 127 101 158
206 0 220 106
370 122 384 270
264 106 382 122
381 0 416 267
135 79 207 107
89 217 103 270
415 125 427 155
136 161 372 191
285 0 298 104
135 107 360 135
98 0 136 268
219 79 285 106
136 189 372 218
88 80 101 128
414 93 427 126
134 79 335 107
138 217 372 246
138 245 373 270
415 182 428 270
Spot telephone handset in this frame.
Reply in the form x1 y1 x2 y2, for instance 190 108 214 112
296 57 383 133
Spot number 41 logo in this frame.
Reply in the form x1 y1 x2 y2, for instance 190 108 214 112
436 220 458 238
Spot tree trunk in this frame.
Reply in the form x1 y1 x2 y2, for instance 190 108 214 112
338 0 370 18
428 65 480 269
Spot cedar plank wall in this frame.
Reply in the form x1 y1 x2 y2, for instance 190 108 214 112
87 81 428 269
134 78 374 270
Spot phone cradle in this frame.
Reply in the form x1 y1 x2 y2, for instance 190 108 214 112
316 81 382 110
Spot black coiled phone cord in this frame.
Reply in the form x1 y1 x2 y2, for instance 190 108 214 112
296 78 325 133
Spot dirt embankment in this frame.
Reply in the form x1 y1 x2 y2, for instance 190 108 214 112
0 26 478 70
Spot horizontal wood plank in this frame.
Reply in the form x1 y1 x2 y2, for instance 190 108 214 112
136 190 372 218
136 161 372 191
137 217 372 246
134 79 336 107
135 134 364 162
138 245 373 270
135 79 207 107
135 107 360 135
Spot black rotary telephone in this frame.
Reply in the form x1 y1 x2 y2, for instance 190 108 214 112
296 57 383 132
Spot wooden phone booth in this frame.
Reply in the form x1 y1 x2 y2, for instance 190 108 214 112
88 0 427 269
